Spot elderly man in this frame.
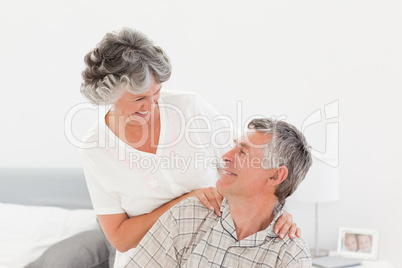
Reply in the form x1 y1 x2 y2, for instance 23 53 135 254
124 118 313 268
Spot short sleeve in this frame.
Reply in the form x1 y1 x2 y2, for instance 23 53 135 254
297 258 312 268
280 238 312 268
285 258 312 268
81 149 125 215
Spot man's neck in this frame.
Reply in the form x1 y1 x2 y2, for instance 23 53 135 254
227 195 278 241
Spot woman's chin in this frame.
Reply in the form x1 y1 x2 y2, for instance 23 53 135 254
125 114 150 126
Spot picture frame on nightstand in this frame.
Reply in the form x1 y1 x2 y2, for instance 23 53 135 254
337 227 379 260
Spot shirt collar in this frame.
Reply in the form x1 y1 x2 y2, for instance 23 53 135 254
219 197 237 240
219 197 284 247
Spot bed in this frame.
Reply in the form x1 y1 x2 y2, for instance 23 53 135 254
0 168 113 268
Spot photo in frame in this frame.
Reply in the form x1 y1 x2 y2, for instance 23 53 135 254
337 227 379 260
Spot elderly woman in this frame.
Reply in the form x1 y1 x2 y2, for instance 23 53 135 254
79 28 300 267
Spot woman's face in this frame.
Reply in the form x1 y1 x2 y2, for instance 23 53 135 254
113 79 162 126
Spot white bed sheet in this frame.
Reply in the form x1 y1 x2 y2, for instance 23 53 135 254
0 203 99 268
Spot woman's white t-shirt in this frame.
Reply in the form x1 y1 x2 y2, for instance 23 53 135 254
80 90 230 267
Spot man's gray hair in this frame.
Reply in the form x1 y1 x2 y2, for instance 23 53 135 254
248 118 312 204
80 28 172 105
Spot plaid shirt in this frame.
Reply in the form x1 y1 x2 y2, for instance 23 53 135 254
124 197 311 268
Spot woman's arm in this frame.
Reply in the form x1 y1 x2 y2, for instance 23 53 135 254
98 187 223 252
98 193 189 252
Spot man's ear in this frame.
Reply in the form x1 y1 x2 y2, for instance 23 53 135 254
269 166 288 186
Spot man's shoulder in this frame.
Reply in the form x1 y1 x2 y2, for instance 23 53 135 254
178 196 204 206
282 236 311 254
276 236 311 266
172 197 213 215
167 197 217 224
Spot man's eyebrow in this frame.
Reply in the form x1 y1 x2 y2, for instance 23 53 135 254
234 140 249 150
240 142 249 149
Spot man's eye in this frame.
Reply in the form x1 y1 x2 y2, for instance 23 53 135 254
135 98 144 102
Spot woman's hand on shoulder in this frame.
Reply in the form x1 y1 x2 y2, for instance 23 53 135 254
188 187 223 217
274 210 301 239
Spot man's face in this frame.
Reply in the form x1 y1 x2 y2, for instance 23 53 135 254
216 130 276 198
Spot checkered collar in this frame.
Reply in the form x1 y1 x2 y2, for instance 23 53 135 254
219 197 284 247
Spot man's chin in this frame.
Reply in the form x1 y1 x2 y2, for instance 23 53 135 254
216 178 231 195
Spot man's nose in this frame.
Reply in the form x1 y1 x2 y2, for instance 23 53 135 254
222 149 234 164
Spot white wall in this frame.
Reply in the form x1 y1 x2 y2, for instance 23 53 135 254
1 0 401 266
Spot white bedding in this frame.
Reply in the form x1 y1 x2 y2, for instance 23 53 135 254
0 203 99 268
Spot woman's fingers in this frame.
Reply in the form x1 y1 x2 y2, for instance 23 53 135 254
192 187 223 217
279 220 292 239
196 191 214 212
294 224 302 238
274 211 288 236
203 187 223 216
274 210 299 239
288 223 298 239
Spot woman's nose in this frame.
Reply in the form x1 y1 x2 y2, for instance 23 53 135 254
142 98 154 110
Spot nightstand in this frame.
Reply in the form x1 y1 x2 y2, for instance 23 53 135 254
312 258 394 268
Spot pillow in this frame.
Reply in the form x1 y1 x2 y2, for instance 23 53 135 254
0 203 99 268
26 229 115 268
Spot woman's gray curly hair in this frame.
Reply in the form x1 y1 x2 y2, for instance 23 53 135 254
80 28 172 105
248 118 313 204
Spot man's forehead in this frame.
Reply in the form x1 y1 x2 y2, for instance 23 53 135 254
236 130 272 148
